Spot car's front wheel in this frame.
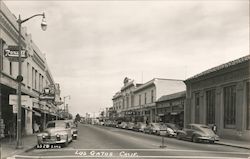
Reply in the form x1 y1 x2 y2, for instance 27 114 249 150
177 133 182 140
209 140 214 144
192 135 199 143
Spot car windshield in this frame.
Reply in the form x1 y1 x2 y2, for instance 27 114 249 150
46 122 55 128
47 122 65 128
167 123 181 130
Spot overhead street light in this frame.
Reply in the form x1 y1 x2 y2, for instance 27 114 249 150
16 12 47 149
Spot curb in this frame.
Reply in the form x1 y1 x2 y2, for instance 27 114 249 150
3 145 36 159
216 142 250 150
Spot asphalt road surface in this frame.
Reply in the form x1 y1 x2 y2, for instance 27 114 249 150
11 124 250 159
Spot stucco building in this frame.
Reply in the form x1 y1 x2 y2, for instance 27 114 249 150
184 55 250 141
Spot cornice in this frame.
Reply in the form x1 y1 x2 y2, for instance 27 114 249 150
0 13 26 47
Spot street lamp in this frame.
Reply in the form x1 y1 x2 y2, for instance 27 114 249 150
16 12 47 149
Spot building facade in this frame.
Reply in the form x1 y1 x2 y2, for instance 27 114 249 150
0 1 61 138
156 91 185 128
112 77 139 121
133 78 185 123
184 55 250 141
112 77 185 123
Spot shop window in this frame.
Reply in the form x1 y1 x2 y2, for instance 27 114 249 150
223 85 236 129
206 89 215 124
195 92 200 123
247 82 250 129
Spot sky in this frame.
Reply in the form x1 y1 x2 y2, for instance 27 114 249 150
3 0 249 117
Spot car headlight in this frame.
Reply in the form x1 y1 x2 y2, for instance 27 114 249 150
56 134 61 141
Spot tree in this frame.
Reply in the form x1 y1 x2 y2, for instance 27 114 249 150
74 113 81 122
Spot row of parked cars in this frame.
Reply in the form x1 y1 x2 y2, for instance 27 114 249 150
37 120 78 147
99 121 219 144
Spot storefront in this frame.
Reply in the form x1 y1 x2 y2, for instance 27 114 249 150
156 91 185 127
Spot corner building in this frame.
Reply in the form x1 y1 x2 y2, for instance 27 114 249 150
184 55 250 141
0 1 61 138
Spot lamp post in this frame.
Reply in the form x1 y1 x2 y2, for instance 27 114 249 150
16 13 47 149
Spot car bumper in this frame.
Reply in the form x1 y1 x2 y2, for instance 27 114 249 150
38 139 67 144
198 136 219 141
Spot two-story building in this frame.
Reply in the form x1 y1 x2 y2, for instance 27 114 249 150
112 77 185 123
133 78 185 123
0 1 61 138
184 55 250 141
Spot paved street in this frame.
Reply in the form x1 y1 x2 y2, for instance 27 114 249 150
10 124 250 159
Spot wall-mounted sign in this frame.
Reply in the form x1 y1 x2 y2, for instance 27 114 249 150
4 45 28 62
9 95 32 106
40 85 56 101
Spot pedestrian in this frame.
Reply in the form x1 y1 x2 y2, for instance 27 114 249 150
212 124 217 134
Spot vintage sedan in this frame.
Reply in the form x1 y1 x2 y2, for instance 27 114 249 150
176 124 219 143
144 123 165 135
164 123 181 137
126 122 135 130
119 122 128 129
37 120 73 147
133 122 147 132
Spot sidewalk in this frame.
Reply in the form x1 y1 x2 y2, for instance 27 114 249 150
216 138 250 150
1 134 37 159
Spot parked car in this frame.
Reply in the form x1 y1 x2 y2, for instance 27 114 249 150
126 122 135 130
119 122 128 129
99 121 104 126
115 121 122 128
133 122 147 132
176 124 219 143
104 120 112 126
144 123 163 135
37 120 73 147
164 123 181 137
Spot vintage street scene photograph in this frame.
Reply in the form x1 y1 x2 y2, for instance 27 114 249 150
0 0 249 158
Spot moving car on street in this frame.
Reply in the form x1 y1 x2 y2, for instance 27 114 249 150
37 120 73 147
176 124 219 143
